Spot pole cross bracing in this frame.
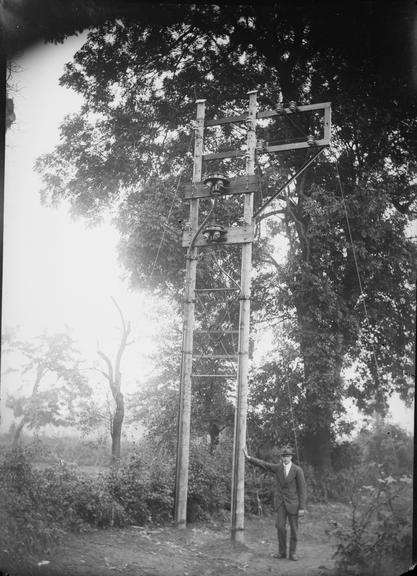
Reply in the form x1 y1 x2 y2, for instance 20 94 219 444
175 93 331 542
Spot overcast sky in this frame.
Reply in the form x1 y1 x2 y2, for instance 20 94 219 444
1 34 170 432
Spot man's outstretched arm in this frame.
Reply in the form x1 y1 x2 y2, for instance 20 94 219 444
243 446 278 472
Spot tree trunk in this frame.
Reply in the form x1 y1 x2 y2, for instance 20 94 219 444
208 420 223 452
301 357 334 475
98 298 131 470
111 392 124 469
303 396 333 472
12 418 27 445
293 266 345 481
300 329 345 500
288 182 345 481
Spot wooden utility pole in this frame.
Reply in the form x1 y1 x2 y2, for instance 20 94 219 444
176 92 331 540
175 99 206 528
231 90 257 543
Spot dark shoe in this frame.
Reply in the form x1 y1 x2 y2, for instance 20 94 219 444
273 553 286 559
289 555 298 561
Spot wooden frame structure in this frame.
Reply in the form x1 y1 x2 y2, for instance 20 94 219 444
175 94 331 543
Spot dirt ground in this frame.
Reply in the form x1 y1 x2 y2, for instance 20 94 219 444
2 502 411 576
2 503 354 576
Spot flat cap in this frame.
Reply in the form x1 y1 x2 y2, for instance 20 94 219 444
280 445 295 456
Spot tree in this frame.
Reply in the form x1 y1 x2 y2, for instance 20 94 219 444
34 3 416 472
3 329 92 444
126 294 236 452
95 298 132 467
355 417 413 477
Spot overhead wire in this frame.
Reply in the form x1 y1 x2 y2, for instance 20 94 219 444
208 249 241 290
219 247 239 353
192 287 240 377
329 148 402 465
331 151 382 383
149 130 195 280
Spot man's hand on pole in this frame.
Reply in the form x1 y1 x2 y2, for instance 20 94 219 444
242 446 249 459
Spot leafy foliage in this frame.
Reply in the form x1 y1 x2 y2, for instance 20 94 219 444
186 438 232 521
32 4 417 470
0 445 64 570
0 435 239 571
107 437 233 524
127 297 237 451
107 442 175 525
3 329 93 443
330 468 412 576
354 419 414 477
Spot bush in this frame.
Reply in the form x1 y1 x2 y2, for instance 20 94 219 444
330 466 412 576
107 454 174 525
0 434 239 572
0 446 64 572
35 463 128 529
331 441 362 472
355 421 413 477
187 440 231 521
0 445 130 571
106 438 233 525
245 464 275 516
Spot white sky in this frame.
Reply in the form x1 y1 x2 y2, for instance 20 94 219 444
1 33 414 436
1 34 170 432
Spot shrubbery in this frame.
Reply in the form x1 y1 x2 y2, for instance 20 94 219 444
0 446 64 572
187 439 232 521
107 443 175 525
36 463 128 529
1 421 412 575
0 445 132 570
330 467 412 576
0 436 236 569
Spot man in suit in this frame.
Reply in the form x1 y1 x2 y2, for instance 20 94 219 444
243 445 306 560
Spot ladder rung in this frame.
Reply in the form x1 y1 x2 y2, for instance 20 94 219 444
195 288 240 292
194 330 239 334
192 374 237 378
194 354 237 359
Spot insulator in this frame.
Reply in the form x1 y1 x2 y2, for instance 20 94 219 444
256 139 266 151
275 102 284 113
203 172 230 195
181 220 192 231
202 223 226 243
289 101 297 112
307 134 315 146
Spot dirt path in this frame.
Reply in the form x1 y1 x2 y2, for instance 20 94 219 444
4 504 344 576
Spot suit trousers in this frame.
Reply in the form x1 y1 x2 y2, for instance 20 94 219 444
276 504 299 556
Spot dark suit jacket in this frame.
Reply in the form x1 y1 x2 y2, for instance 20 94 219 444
247 456 307 515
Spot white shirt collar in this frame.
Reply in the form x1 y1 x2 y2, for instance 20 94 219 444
283 462 292 475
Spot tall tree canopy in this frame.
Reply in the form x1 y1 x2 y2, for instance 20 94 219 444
34 1 416 472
